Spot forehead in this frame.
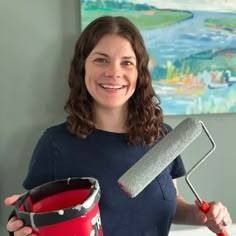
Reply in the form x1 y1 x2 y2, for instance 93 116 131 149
92 34 135 55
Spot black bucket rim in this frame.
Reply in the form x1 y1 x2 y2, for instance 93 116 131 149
14 177 101 229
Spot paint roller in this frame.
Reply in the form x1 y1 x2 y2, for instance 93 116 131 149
118 117 228 236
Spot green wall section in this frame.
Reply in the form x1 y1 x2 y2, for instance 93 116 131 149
0 1 80 235
0 1 235 235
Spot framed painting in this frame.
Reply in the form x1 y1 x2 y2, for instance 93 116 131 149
81 0 236 115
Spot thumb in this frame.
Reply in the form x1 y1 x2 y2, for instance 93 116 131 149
196 210 208 224
4 194 22 206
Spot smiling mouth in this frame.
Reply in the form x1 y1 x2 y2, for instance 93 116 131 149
100 84 126 89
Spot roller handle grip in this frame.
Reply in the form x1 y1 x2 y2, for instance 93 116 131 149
195 200 229 236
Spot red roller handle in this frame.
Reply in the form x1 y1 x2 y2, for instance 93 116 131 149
195 200 229 236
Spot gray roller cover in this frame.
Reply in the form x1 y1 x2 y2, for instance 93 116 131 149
118 117 202 197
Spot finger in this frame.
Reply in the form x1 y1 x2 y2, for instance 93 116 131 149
196 210 207 224
212 202 230 225
6 217 24 232
7 217 35 236
206 201 221 220
5 195 22 206
206 202 231 233
206 218 225 233
208 210 222 226
221 208 232 227
14 226 33 236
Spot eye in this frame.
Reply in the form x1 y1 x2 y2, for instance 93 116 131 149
122 60 135 67
94 58 108 64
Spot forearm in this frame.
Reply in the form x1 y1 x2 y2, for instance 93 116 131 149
172 194 203 225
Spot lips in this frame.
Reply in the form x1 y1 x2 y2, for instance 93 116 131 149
100 84 126 89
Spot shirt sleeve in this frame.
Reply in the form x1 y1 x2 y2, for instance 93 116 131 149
23 129 56 190
169 156 186 179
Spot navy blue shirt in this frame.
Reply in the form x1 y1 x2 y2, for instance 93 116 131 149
23 122 186 236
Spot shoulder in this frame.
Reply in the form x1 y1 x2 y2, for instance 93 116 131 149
160 122 173 135
36 122 75 147
42 122 74 139
44 122 68 135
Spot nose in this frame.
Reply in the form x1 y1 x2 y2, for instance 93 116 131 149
104 62 122 78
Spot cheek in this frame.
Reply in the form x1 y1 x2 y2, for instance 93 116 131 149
84 72 94 95
84 73 89 90
131 72 138 89
84 63 89 86
84 64 94 88
85 64 101 83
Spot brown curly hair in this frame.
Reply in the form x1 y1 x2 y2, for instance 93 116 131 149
64 16 164 144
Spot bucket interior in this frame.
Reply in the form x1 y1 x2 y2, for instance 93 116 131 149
24 189 90 213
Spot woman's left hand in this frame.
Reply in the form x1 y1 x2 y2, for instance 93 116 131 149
195 201 232 234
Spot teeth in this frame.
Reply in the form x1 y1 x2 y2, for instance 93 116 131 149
101 84 124 89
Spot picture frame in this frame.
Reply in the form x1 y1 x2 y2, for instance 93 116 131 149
81 1 236 115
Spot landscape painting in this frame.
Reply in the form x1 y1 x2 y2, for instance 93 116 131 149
81 0 236 115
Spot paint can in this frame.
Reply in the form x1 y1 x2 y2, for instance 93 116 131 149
14 177 103 236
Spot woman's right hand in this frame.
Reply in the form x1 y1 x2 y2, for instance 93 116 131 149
5 195 35 236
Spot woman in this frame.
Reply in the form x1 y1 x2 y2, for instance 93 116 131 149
5 16 231 236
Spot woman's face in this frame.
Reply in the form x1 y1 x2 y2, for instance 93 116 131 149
85 34 138 110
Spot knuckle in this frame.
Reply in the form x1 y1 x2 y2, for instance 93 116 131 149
6 219 15 231
14 228 28 236
213 201 221 207
7 219 23 233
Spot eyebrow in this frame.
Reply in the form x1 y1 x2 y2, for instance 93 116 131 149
91 52 136 60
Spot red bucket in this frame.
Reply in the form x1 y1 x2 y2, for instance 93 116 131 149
15 177 103 236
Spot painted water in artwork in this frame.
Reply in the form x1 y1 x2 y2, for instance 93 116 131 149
81 0 236 115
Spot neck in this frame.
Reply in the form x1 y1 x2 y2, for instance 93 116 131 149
94 105 128 133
